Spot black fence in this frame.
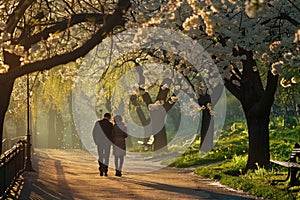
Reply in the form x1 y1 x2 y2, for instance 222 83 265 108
0 140 26 198
2 136 26 153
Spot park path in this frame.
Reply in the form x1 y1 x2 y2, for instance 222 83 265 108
17 149 259 200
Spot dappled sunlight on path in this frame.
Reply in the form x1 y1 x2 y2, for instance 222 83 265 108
18 149 258 200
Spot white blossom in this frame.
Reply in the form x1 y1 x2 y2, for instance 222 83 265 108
294 29 300 44
283 52 293 61
271 61 284 76
280 78 291 88
291 77 298 84
0 64 9 74
161 83 169 90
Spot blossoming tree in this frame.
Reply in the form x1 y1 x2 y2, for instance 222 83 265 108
0 0 131 154
130 0 299 169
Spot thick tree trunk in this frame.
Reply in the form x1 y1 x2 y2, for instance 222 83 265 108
200 109 214 152
153 126 167 151
0 78 15 154
242 71 277 170
150 107 168 151
225 48 278 170
245 114 270 169
197 84 223 152
129 94 151 145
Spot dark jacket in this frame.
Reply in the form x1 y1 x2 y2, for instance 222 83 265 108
92 119 113 146
112 123 128 156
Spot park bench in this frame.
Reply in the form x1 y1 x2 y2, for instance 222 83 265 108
270 143 300 186
137 135 154 151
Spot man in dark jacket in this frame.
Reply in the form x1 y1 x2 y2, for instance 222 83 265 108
93 113 113 176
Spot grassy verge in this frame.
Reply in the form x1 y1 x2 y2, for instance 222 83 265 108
170 121 300 200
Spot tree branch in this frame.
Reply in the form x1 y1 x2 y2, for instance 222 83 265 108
236 47 264 99
231 63 242 79
210 83 225 106
287 0 300 12
6 0 131 79
278 13 300 26
198 93 211 106
156 78 171 102
141 91 153 106
249 70 278 116
6 0 34 34
19 13 106 49
129 94 150 126
163 94 176 112
261 70 278 109
224 79 241 100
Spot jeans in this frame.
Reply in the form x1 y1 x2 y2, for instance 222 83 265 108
97 145 111 171
114 156 124 171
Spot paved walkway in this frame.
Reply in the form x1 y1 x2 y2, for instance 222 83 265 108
17 149 259 200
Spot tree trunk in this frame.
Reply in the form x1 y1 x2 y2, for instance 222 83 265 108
245 114 270 169
242 72 277 170
224 48 278 170
153 126 167 151
200 109 214 152
150 106 168 151
129 94 151 144
197 84 224 153
0 78 15 154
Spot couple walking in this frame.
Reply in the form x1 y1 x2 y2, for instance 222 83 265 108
92 113 128 177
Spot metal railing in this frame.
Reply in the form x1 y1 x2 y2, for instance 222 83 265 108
2 136 26 153
0 140 26 198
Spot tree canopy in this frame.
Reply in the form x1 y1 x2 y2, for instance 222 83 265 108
128 0 299 168
0 0 131 153
0 0 299 168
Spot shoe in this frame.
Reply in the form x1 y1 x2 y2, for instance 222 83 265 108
104 166 108 176
99 163 104 176
115 170 122 177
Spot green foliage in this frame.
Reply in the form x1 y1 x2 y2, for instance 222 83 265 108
230 155 247 174
36 66 75 115
270 126 300 160
225 90 244 122
272 80 300 121
195 159 296 200
170 121 248 167
171 123 300 199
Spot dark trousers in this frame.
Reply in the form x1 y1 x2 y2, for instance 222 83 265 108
114 155 124 171
97 145 111 172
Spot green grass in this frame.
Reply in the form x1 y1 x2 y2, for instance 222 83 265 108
170 120 300 200
170 122 249 167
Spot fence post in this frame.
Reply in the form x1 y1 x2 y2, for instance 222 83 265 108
0 154 5 196
0 140 26 198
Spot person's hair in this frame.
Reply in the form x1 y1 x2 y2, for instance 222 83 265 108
114 115 122 123
104 113 111 119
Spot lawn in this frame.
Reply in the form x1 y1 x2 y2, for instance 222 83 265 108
170 119 300 200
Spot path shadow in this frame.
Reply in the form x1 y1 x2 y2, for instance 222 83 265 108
18 152 74 200
109 176 255 200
